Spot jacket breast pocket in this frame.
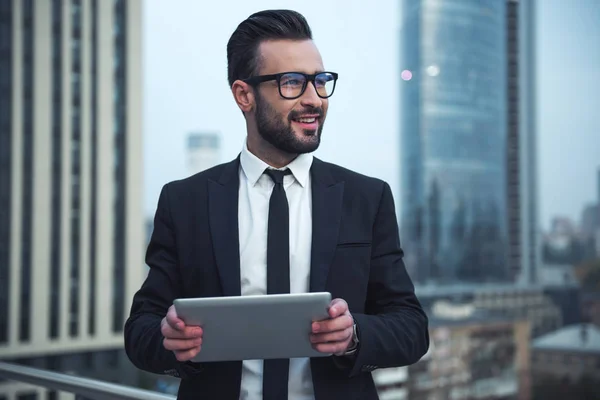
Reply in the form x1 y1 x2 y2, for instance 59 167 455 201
336 240 372 249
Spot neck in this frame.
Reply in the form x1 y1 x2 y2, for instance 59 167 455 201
246 131 297 169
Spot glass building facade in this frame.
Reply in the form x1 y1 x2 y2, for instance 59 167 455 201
401 0 509 284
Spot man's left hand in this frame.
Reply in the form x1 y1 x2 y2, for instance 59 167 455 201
311 298 354 356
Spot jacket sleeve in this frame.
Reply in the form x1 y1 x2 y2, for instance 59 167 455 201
345 181 429 376
123 183 204 379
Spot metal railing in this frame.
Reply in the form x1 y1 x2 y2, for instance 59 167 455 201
0 361 176 400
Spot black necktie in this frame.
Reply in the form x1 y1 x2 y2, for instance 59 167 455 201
262 168 292 400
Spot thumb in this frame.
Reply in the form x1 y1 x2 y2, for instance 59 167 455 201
328 298 348 318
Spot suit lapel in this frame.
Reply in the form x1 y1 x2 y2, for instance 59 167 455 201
309 158 344 293
208 157 241 297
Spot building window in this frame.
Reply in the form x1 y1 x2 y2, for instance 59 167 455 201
84 351 95 369
0 0 12 345
50 0 62 340
89 0 98 336
17 394 37 400
112 0 126 333
20 0 35 343
69 0 82 337
107 349 120 368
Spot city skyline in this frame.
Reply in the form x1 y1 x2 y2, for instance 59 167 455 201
142 0 600 231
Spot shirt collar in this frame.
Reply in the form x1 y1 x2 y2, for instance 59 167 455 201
240 139 313 188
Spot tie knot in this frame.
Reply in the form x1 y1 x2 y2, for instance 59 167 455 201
264 168 292 185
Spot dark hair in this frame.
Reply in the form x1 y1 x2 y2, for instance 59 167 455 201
227 10 313 87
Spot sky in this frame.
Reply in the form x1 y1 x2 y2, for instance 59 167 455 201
536 0 600 229
142 0 600 231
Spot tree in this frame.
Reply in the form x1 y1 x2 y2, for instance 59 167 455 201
574 258 600 291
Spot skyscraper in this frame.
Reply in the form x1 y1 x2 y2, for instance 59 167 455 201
506 0 539 285
186 132 220 176
0 0 143 397
400 0 509 284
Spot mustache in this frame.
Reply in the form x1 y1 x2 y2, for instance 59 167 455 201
288 107 324 121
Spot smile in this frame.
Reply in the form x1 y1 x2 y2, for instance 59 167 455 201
291 114 321 126
295 117 316 123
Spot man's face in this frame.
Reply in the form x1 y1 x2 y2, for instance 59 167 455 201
252 39 329 154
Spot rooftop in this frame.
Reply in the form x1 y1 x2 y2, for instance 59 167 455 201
532 323 600 355
425 301 517 328
415 282 544 298
539 264 580 287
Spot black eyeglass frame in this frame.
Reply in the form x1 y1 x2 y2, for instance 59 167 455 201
243 71 339 99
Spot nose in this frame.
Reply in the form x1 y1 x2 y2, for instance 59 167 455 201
300 81 323 108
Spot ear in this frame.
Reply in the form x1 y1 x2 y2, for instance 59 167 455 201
231 80 255 113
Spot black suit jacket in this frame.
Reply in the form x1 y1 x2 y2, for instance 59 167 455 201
124 156 429 400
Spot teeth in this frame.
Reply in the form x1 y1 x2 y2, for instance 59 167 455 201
297 118 316 123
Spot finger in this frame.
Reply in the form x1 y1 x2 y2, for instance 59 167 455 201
163 336 203 351
328 299 348 318
161 323 203 340
166 305 185 331
173 346 202 362
312 314 353 334
310 328 352 344
312 341 350 355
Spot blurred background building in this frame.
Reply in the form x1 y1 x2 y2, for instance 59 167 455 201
373 366 409 400
185 131 220 176
400 0 540 288
400 0 513 285
408 301 531 400
531 323 600 399
0 0 144 398
142 131 222 274
506 0 539 286
417 285 562 338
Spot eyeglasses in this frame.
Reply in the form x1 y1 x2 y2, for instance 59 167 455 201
243 71 338 100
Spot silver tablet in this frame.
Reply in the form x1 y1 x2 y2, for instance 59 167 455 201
173 292 332 362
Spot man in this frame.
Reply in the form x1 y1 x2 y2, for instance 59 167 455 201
125 9 429 400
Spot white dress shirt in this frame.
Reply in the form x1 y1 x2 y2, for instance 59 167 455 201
238 141 315 400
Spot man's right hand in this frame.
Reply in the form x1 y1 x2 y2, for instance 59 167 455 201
161 305 203 362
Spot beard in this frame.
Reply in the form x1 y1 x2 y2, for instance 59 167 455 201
254 92 324 154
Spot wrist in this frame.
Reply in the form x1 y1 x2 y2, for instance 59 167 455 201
343 322 359 355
